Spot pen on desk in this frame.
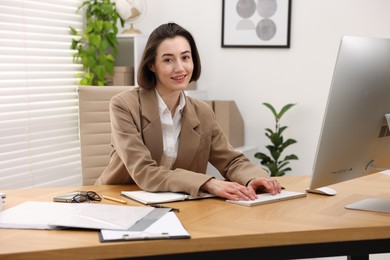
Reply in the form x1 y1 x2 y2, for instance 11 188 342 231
103 195 127 204
150 204 180 212
122 232 170 240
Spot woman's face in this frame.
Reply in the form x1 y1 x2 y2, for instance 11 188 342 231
150 36 194 95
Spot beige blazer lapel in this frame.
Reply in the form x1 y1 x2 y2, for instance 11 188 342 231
173 97 201 169
138 88 163 164
138 89 201 169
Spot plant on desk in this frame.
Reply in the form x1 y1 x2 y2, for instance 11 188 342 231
255 102 298 176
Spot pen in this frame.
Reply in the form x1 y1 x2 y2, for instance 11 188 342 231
122 232 170 240
150 204 180 212
103 195 127 204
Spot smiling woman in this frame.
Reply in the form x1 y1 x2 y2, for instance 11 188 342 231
94 23 283 202
0 0 84 189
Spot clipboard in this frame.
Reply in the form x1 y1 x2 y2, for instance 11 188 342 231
99 212 191 242
126 207 171 231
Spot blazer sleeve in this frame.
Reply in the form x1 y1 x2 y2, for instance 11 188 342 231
208 116 269 185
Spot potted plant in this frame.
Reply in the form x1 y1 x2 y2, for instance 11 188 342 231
254 102 299 176
70 0 123 86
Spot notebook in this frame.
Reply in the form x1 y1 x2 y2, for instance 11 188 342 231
121 190 216 205
226 190 307 207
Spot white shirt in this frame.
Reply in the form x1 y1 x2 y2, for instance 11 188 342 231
156 90 186 169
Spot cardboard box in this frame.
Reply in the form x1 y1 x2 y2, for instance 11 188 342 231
113 66 134 86
213 100 245 148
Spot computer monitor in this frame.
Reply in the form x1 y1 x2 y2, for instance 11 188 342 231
307 36 390 212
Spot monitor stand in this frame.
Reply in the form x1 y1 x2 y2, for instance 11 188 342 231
345 198 390 214
306 187 337 196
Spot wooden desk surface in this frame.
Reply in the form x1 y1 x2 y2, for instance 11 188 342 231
0 174 389 259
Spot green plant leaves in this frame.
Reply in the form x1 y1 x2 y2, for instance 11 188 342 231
263 102 296 122
89 34 101 48
256 102 299 176
70 0 121 86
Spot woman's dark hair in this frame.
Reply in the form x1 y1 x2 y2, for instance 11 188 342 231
137 23 201 89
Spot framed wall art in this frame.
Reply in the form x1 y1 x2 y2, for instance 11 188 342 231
222 0 292 48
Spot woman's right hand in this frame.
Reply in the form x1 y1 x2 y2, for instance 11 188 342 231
200 178 257 201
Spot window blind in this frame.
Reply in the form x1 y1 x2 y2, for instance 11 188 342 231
0 0 84 189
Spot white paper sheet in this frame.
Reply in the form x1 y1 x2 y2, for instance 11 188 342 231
0 201 154 230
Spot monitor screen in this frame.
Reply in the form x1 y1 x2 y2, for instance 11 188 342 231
308 36 390 197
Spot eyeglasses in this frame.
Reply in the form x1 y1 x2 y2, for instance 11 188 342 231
70 191 102 203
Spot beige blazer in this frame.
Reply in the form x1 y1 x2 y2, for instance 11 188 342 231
95 87 268 197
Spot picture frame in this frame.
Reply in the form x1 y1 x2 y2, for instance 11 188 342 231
222 0 292 48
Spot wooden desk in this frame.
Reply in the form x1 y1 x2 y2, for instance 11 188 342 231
0 174 389 260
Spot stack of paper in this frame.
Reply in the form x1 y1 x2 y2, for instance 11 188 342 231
0 201 153 230
0 201 191 241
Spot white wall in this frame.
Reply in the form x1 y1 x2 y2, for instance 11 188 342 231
132 0 390 176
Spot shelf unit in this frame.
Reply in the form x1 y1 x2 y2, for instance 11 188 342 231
115 34 147 86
